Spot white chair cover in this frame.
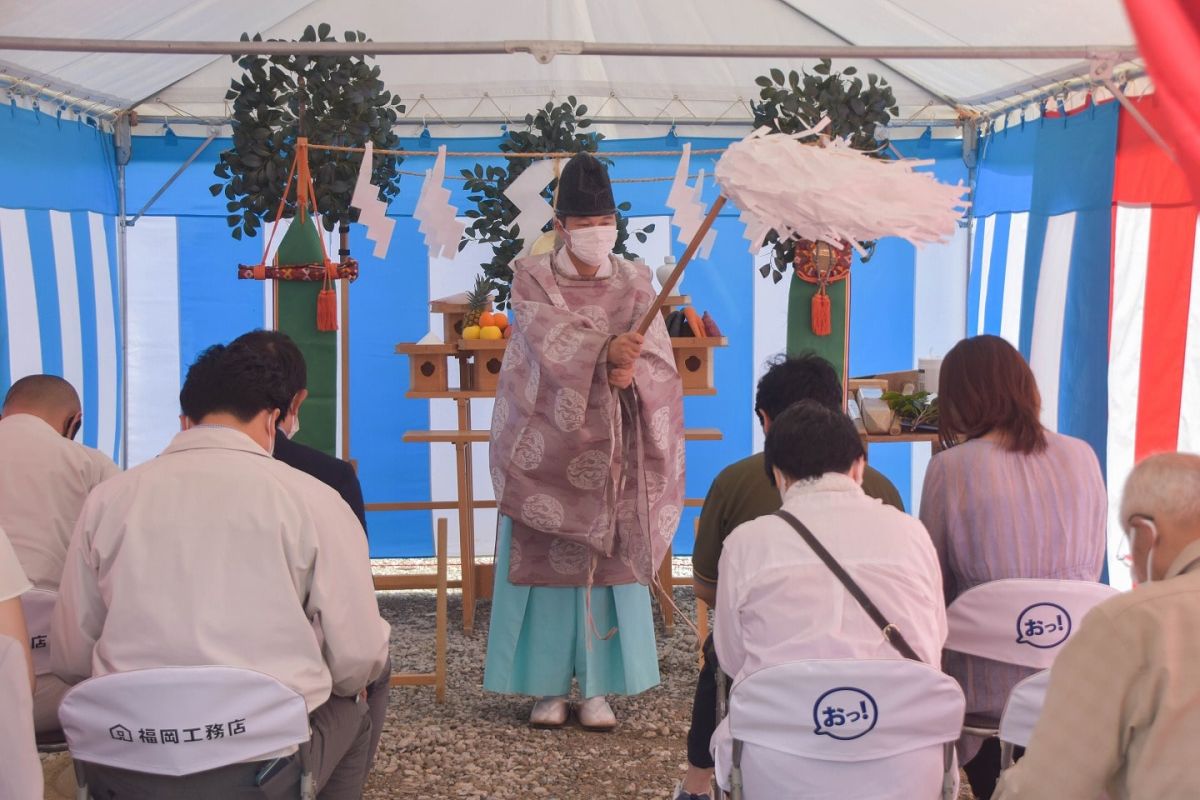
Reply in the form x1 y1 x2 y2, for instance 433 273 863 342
712 659 965 799
998 669 1052 749
945 579 1119 669
18 587 56 676
0 635 42 799
58 666 310 776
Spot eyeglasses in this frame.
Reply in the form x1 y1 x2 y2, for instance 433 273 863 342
1117 514 1156 566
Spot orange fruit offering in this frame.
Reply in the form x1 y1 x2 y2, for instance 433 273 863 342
503 326 512 339
493 312 509 330
480 326 503 340
478 311 496 328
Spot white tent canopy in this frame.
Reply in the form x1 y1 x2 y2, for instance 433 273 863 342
0 0 1140 135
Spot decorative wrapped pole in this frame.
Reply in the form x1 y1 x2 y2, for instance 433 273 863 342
236 137 359 455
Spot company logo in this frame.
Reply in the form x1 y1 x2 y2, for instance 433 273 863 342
1016 602 1072 648
812 687 878 740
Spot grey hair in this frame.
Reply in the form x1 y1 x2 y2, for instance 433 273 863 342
1120 452 1200 529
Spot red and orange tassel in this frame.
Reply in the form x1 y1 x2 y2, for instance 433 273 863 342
811 286 832 336
317 262 338 332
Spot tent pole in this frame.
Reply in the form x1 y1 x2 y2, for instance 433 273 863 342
114 113 132 468
126 131 217 226
0 35 1139 62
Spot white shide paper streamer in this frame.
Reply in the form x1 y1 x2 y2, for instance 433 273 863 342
412 145 466 260
349 142 396 259
503 159 558 257
715 123 970 255
666 143 716 259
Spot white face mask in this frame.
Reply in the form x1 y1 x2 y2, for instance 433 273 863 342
566 225 618 267
285 414 300 440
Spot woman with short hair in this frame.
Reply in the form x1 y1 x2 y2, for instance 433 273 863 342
920 335 1106 799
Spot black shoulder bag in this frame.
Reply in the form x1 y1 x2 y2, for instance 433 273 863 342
774 509 922 662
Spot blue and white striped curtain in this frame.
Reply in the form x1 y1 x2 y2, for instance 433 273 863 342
0 106 123 463
967 102 1117 463
0 208 122 463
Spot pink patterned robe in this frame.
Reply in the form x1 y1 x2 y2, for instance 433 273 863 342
489 250 685 587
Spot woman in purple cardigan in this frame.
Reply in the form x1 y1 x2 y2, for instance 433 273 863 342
919 335 1107 799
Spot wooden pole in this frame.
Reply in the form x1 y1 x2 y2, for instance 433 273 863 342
435 517 448 704
455 397 477 633
340 280 351 461
694 518 709 667
635 194 727 336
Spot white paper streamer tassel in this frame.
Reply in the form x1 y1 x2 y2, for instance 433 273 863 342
504 159 558 256
666 143 716 260
412 145 465 259
715 124 969 253
349 142 396 258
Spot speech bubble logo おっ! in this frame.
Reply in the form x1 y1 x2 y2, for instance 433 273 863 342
1015 602 1072 649
812 687 879 741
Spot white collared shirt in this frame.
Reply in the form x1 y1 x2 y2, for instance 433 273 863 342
0 414 119 591
51 426 389 712
715 473 946 683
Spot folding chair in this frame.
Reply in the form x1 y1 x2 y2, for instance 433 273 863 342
58 665 314 799
712 658 966 800
997 669 1051 771
945 579 1118 739
19 587 70 753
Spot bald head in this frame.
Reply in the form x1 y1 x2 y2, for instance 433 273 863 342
2 375 82 437
1121 452 1200 581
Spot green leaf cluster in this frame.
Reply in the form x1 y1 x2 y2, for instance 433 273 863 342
458 97 654 308
882 390 939 427
209 24 406 240
751 59 900 281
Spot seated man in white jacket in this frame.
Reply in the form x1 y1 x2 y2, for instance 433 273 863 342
51 341 391 799
714 399 946 683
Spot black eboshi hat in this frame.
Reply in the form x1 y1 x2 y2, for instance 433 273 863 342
555 152 616 217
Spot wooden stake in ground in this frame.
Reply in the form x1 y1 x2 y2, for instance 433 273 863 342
636 195 727 336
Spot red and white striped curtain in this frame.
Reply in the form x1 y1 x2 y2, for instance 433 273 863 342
1124 0 1200 203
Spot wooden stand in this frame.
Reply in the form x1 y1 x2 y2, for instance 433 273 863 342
382 518 448 703
459 340 509 392
396 343 457 394
672 337 726 393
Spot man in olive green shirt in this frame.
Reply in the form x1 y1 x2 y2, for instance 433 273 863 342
675 354 904 800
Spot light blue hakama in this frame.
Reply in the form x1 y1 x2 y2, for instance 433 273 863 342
483 516 661 698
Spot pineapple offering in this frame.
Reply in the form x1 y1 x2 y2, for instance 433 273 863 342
461 276 509 341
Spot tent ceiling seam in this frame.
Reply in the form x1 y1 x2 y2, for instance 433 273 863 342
768 0 960 109
123 0 328 113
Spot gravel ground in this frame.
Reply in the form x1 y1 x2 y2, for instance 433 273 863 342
365 559 976 800
366 563 700 800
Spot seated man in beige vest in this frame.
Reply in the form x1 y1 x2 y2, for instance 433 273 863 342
997 452 1200 800
0 375 118 734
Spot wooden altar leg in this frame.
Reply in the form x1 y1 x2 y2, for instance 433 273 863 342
657 544 675 630
434 518 448 703
455 397 477 633
694 518 708 663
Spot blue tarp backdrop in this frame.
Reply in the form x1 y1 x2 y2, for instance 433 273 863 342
0 104 970 557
